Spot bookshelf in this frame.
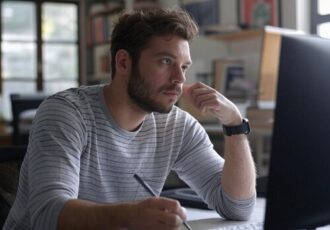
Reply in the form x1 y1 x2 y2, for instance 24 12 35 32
207 29 263 42
205 27 282 175
86 1 125 84
85 0 164 84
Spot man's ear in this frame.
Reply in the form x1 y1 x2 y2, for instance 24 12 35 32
115 49 132 75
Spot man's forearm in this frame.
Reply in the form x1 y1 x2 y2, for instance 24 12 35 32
221 135 256 199
57 199 129 230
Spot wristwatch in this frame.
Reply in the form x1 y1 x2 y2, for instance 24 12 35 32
223 118 250 136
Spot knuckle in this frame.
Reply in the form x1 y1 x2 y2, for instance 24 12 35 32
172 200 181 209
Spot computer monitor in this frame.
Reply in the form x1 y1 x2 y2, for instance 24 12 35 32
264 34 330 229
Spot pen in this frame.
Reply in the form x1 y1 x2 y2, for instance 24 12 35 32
134 174 192 230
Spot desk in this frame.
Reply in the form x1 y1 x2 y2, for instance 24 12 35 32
186 198 265 229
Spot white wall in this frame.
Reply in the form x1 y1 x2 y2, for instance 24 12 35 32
227 38 263 83
281 0 311 33
220 0 238 26
281 0 297 29
296 0 311 33
187 36 227 85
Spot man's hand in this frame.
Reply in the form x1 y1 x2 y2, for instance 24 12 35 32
183 82 242 126
127 197 187 230
58 197 187 230
183 82 256 200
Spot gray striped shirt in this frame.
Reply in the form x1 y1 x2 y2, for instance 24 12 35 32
4 85 255 230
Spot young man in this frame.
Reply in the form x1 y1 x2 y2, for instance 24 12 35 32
4 8 256 230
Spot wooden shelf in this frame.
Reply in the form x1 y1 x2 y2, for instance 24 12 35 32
207 29 263 42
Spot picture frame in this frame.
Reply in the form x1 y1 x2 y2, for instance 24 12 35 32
213 59 246 101
93 44 111 81
181 0 220 33
238 0 281 28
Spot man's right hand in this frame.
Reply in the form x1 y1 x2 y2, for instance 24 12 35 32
126 197 187 230
58 197 187 230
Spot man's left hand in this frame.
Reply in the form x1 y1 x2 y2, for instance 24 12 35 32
183 82 242 126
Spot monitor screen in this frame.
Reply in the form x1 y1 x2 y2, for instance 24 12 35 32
264 34 330 229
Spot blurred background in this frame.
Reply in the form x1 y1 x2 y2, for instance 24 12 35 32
0 0 329 176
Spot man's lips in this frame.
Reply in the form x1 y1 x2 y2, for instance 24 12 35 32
161 85 182 100
164 91 179 99
164 90 179 95
163 88 182 100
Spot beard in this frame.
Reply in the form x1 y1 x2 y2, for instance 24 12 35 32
128 65 181 114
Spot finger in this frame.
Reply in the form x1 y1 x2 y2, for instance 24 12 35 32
189 81 210 90
150 207 183 228
190 89 211 106
182 84 191 96
194 93 220 109
187 82 202 91
187 83 207 97
156 197 187 222
190 87 217 102
158 211 183 227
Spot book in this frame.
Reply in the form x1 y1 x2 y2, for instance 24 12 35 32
213 59 246 100
93 16 106 44
93 44 111 80
182 0 219 32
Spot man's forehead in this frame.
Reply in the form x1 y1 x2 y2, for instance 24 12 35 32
148 34 189 44
144 35 191 59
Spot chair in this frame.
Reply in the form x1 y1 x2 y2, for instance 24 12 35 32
0 146 27 227
10 94 47 145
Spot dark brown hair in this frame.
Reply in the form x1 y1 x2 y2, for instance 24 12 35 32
110 8 199 78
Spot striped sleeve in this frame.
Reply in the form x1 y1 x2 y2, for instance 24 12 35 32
26 96 87 230
173 113 255 221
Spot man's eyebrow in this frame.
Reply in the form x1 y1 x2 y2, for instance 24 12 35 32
154 51 176 58
154 51 192 65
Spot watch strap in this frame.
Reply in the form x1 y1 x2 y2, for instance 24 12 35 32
223 118 250 136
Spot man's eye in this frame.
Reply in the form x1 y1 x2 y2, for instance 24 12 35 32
182 65 189 72
161 58 171 65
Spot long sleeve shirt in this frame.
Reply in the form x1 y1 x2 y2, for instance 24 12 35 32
4 85 255 230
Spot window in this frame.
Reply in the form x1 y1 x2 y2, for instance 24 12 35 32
311 0 330 39
0 0 80 120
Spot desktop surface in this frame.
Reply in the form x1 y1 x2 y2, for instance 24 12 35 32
186 198 330 230
186 198 265 230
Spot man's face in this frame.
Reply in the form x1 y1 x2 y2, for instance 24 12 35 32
128 35 192 113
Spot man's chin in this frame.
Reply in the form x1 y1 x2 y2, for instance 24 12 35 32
133 97 175 114
157 106 173 114
149 104 174 114
151 103 174 114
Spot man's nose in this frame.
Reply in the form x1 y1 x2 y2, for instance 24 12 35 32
171 66 186 84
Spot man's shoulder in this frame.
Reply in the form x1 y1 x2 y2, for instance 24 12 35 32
35 85 104 121
46 85 103 107
52 85 101 99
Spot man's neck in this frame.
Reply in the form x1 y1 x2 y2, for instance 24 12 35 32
103 83 148 132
